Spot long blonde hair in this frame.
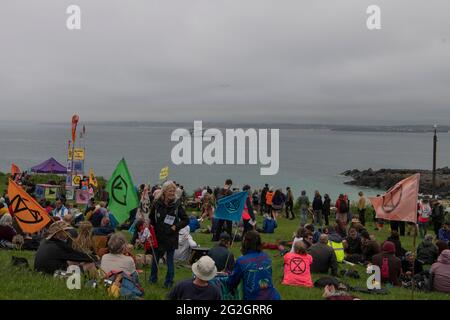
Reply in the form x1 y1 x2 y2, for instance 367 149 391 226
73 221 94 253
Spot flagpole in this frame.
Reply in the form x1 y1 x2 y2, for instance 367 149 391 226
223 226 239 272
411 224 417 300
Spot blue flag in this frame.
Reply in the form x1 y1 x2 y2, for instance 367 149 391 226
214 191 248 222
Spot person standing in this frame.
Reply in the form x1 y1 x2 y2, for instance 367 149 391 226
149 181 189 288
212 179 234 241
312 191 323 227
260 184 269 215
285 187 295 220
357 191 366 226
242 185 256 235
431 200 446 237
322 194 331 226
297 191 310 226
335 194 349 225
265 187 274 218
418 198 432 238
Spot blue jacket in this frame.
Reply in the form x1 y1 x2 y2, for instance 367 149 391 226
188 217 200 233
227 250 281 300
438 228 450 242
263 218 277 233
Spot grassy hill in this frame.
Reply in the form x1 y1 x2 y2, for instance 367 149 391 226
0 210 449 300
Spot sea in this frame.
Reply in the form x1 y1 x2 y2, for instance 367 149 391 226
1 122 449 202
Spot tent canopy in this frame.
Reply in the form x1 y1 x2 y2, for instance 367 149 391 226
31 157 67 174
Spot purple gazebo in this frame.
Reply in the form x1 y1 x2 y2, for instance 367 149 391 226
31 157 67 174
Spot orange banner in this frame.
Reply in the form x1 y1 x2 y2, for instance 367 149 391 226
7 179 52 234
11 163 21 175
369 173 420 223
71 114 79 145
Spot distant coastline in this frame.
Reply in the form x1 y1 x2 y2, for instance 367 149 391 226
38 121 450 133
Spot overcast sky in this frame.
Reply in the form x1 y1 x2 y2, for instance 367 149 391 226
1 0 450 125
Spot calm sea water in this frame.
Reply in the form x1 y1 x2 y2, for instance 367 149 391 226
1 122 449 201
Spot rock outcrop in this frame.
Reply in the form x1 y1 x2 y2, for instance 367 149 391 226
342 168 450 198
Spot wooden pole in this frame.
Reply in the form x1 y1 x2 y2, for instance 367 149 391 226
411 224 417 300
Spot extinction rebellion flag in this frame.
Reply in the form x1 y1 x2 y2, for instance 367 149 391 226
214 191 248 222
106 158 139 223
7 179 52 234
369 173 420 223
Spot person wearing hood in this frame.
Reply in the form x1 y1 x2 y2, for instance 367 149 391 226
149 181 189 288
417 234 439 265
372 241 402 286
430 249 450 293
174 225 198 263
327 226 344 263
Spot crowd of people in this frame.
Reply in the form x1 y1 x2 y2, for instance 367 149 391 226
1 175 450 300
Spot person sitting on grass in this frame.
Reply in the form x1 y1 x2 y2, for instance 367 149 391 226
227 230 281 300
438 222 450 244
0 213 17 244
72 221 96 256
436 240 449 256
308 234 338 276
100 233 137 279
34 221 96 275
168 256 221 300
321 278 359 300
417 234 438 265
401 251 423 282
430 249 450 293
93 217 115 236
174 225 198 263
282 241 313 287
208 232 235 274
344 227 363 264
361 230 381 264
372 241 402 286
386 230 406 258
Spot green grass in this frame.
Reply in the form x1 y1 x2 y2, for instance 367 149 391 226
1 209 449 300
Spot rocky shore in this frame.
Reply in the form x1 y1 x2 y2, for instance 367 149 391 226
342 168 450 198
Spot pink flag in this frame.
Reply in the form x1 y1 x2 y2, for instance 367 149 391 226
369 173 420 223
75 189 90 205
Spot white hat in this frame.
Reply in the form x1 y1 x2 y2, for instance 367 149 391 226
192 256 217 281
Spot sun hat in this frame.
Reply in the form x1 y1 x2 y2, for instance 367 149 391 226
46 221 73 240
192 256 217 281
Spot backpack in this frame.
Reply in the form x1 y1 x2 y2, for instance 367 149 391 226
381 257 390 279
105 271 144 299
339 200 349 213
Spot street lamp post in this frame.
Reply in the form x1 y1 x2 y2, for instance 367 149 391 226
432 124 437 199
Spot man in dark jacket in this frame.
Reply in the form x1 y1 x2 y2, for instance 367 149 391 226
361 230 381 263
212 179 233 241
417 234 439 265
34 221 95 274
431 200 446 237
372 241 402 286
308 234 338 276
149 181 189 288
208 232 235 273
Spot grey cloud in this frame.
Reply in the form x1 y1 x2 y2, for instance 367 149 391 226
1 0 449 124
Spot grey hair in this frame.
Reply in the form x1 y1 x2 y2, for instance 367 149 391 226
0 213 13 227
108 233 128 254
319 234 329 244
